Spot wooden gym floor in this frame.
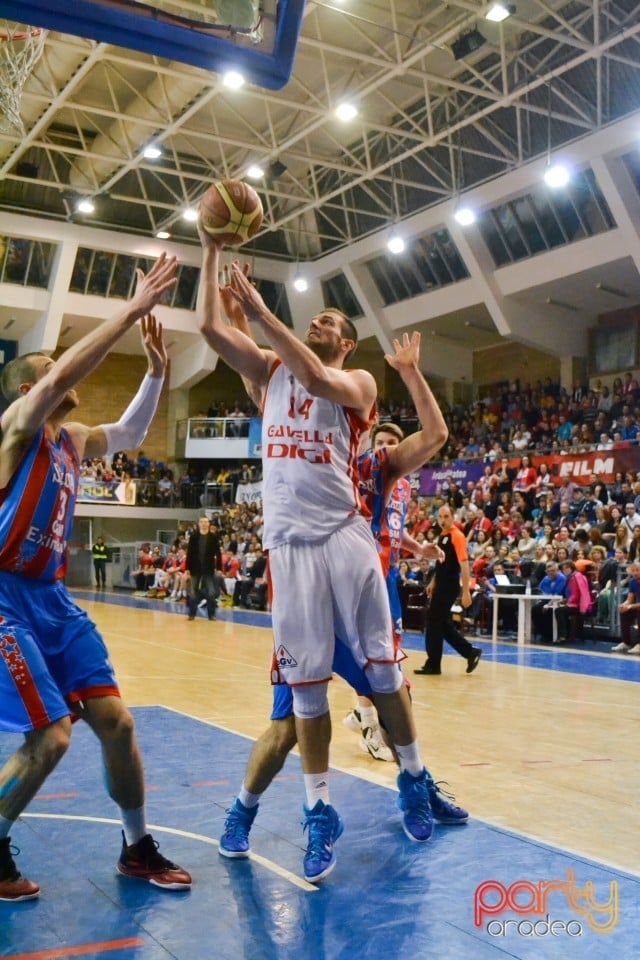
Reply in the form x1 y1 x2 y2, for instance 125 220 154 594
1 588 638 959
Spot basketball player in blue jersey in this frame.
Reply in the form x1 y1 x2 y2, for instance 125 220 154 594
201 251 468 883
0 254 192 901
345 420 445 760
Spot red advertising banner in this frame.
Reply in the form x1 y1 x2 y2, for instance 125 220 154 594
525 446 640 485
420 445 640 495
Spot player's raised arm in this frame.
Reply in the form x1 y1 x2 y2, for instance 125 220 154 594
66 314 168 462
228 262 376 418
0 255 177 488
384 332 448 481
198 232 272 390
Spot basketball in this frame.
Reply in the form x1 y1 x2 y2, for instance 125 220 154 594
199 179 263 246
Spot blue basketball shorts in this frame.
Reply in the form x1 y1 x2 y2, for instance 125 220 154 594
0 571 119 733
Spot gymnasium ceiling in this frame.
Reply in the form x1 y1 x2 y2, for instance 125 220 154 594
1 0 640 264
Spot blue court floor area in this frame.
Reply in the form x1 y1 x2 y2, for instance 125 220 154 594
1 707 638 960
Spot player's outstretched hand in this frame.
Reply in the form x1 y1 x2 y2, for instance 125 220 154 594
197 221 227 249
132 253 177 315
229 261 267 324
220 262 251 330
384 331 421 372
140 314 168 377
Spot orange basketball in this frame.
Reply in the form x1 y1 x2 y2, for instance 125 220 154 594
199 179 264 246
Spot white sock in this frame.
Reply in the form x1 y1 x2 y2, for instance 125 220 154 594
303 772 330 809
359 705 377 732
238 783 262 809
394 741 424 777
120 805 147 845
0 815 14 840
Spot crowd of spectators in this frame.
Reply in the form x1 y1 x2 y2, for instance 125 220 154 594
379 372 640 463
87 369 640 646
80 449 261 508
399 459 640 645
129 501 267 611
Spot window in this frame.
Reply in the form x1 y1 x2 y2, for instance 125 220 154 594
365 228 469 306
478 168 616 266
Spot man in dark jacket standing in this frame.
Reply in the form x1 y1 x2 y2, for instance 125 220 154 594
186 515 222 620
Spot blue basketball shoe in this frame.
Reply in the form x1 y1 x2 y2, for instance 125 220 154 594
397 768 434 842
302 800 344 883
425 774 469 824
219 799 258 858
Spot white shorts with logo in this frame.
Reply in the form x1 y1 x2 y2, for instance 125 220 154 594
269 514 399 687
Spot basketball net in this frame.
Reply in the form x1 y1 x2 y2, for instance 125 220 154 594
0 21 47 137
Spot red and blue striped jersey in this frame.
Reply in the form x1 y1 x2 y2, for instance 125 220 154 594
0 426 79 581
358 449 410 576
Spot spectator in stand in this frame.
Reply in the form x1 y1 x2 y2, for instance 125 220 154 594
612 563 640 654
554 560 593 643
513 490 534 522
536 520 555 549
531 561 568 642
511 426 531 451
531 543 551 583
466 507 492 541
472 543 495 579
222 551 242 597
494 457 515 497
557 413 574 443
627 526 640 564
234 547 267 609
534 461 553 503
486 561 520 636
621 372 634 396
165 548 188 602
132 546 156 595
619 415 639 442
467 527 491 562
622 501 640 540
557 475 576 508
597 385 613 413
517 524 537 563
134 449 150 478
157 471 175 505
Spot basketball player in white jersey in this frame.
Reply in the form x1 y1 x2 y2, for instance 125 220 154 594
198 234 441 883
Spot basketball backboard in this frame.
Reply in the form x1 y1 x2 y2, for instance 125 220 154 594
0 0 305 89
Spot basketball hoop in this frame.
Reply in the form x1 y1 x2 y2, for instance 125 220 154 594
0 21 47 137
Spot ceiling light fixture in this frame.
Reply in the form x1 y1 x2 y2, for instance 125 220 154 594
596 283 629 299
545 297 579 312
544 161 570 188
246 164 264 179
156 230 171 240
335 102 358 122
387 234 405 254
143 144 162 160
454 205 476 226
293 274 309 293
486 3 515 22
76 198 95 214
223 70 245 90
182 207 199 222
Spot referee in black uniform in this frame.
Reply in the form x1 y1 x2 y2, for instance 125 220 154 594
414 504 482 676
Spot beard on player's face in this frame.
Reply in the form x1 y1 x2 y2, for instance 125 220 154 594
304 334 342 363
